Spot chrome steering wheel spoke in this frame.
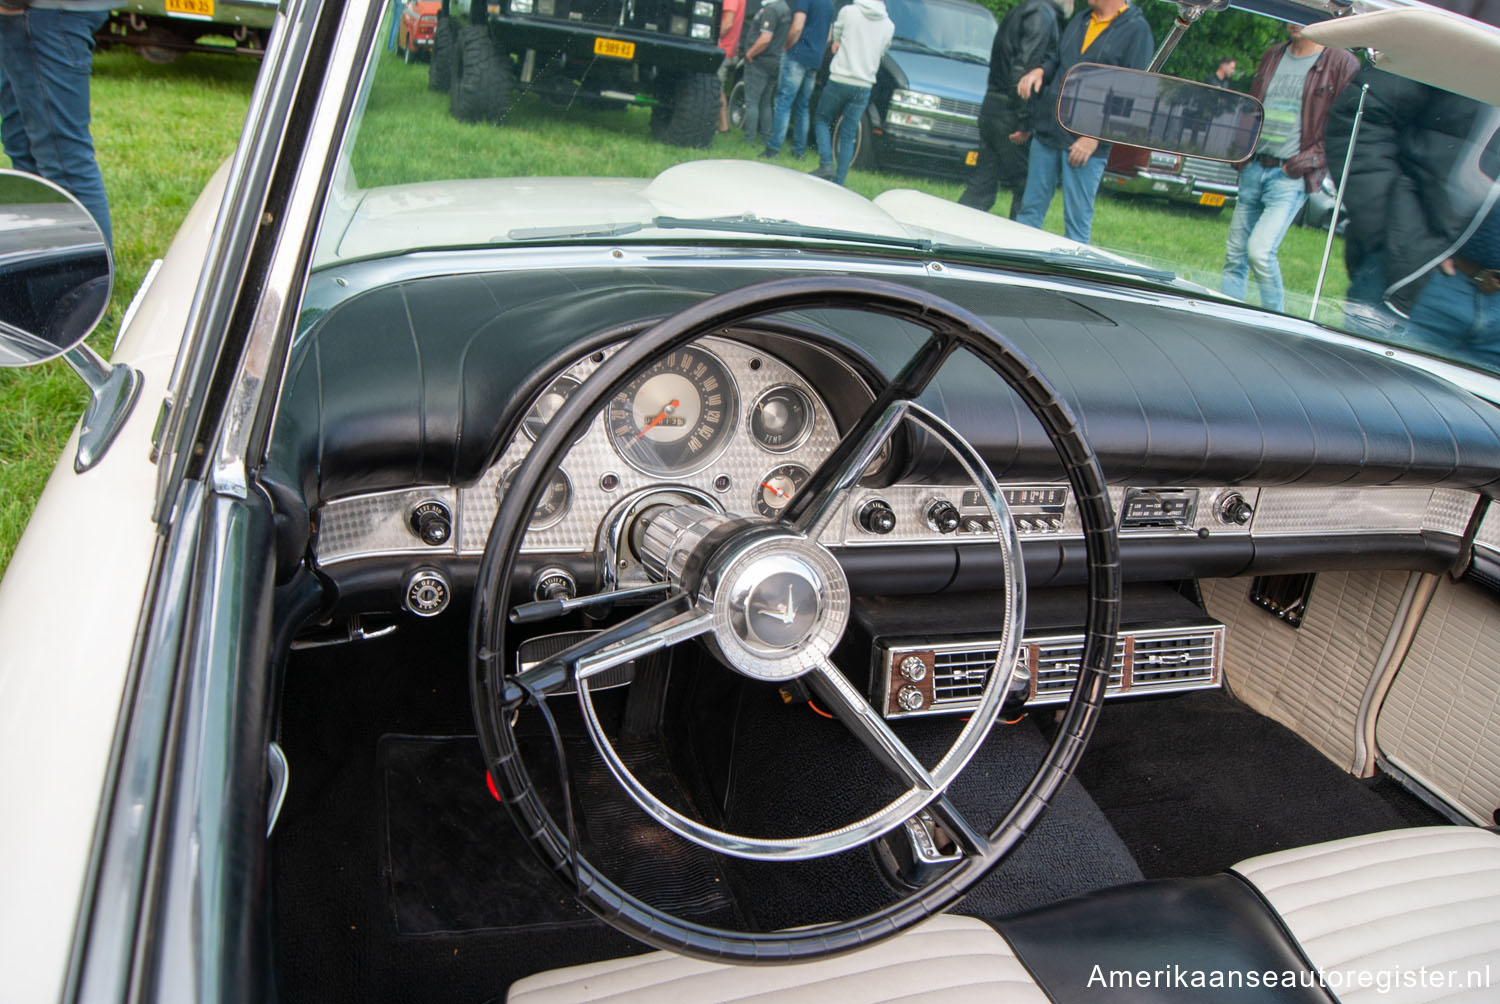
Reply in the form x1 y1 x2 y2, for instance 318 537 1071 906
807 656 937 796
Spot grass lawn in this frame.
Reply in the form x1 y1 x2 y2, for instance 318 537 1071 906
0 44 1350 575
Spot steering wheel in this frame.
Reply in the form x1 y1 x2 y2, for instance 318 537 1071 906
471 276 1120 963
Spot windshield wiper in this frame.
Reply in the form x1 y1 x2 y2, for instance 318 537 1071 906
653 214 934 251
891 35 946 57
938 243 1179 284
507 221 644 241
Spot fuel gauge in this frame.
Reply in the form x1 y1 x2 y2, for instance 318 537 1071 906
753 464 811 519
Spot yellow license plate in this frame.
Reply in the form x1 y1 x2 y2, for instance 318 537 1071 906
965 150 979 166
593 37 635 59
1199 192 1226 207
164 0 214 17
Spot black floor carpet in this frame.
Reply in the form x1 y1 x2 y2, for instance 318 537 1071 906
1072 689 1450 879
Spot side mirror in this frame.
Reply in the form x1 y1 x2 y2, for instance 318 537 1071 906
0 170 112 366
0 169 140 472
1056 63 1264 163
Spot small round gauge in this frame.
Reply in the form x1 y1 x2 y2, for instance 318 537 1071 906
750 385 814 453
754 464 811 519
607 348 738 477
522 375 586 443
500 467 573 530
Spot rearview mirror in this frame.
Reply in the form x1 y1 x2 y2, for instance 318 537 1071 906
1056 63 1264 163
0 170 112 367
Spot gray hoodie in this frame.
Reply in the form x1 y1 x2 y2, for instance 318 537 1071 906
828 0 894 89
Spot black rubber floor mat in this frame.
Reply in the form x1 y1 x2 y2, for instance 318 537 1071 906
381 733 742 936
380 734 592 935
1073 690 1451 879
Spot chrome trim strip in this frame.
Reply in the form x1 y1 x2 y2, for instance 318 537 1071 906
114 257 162 354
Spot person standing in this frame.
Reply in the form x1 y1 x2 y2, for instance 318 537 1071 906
957 0 1066 218
1203 57 1236 87
1221 24 1356 311
809 0 892 184
0 0 114 249
741 0 790 146
1327 65 1500 364
760 0 833 161
1013 0 1153 244
717 0 745 133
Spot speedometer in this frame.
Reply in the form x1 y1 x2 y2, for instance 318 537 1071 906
607 348 738 477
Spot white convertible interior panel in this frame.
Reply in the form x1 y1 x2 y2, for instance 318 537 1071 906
1202 571 1410 770
1377 577 1500 825
1235 826 1500 1004
505 915 1048 1004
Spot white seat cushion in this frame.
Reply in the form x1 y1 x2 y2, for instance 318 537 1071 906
504 914 1048 1004
1234 826 1500 1004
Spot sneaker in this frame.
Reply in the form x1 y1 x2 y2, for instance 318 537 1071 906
759 147 779 159
810 162 836 180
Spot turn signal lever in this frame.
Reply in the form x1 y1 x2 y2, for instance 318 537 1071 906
508 580 669 624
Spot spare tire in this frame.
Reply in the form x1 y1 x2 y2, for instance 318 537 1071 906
449 24 514 125
429 14 454 92
650 72 719 149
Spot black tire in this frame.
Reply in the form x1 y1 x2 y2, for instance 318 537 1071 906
650 72 719 148
727 76 747 132
428 14 454 93
449 24 514 125
402 38 412 64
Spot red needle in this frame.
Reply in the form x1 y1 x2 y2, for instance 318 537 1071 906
762 481 788 498
635 399 680 440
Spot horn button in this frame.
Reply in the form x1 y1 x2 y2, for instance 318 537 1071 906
705 530 851 682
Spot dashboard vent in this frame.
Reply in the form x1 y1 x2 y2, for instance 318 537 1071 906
882 622 1224 718
1032 637 1128 702
1132 629 1220 687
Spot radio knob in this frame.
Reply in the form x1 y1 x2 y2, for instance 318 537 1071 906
409 500 453 546
899 655 928 682
1218 492 1254 526
897 686 925 712
857 499 897 535
926 499 961 534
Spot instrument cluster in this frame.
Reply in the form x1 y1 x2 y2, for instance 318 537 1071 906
453 335 846 554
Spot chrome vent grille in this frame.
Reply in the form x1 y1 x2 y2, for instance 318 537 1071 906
933 647 1005 704
1132 629 1219 686
1032 637 1127 700
882 623 1224 718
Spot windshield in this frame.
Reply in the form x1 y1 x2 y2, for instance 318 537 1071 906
887 0 997 62
320 0 1500 382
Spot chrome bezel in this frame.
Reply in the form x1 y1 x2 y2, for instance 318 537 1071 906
748 384 815 454
606 346 741 480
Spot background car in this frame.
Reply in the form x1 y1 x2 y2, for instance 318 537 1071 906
397 0 441 61
1100 142 1241 212
97 0 278 62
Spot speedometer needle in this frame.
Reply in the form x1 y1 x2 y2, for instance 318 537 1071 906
635 399 680 440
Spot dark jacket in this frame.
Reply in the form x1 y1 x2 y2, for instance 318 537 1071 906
1247 41 1358 193
1327 65 1500 313
983 0 1064 133
1032 3 1154 153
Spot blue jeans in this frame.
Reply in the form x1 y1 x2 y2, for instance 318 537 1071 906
812 80 870 184
766 58 815 156
1015 138 1107 244
1221 160 1307 312
742 58 777 145
0 9 111 249
1404 268 1500 369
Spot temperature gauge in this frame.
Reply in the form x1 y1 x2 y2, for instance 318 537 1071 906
522 375 588 444
750 385 813 453
753 464 811 519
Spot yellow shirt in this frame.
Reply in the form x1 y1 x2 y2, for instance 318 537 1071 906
1082 3 1128 53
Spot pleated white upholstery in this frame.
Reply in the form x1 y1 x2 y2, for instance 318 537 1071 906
1234 826 1500 1004
505 914 1048 1004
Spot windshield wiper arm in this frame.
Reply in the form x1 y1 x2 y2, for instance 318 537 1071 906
507 221 644 241
653 214 933 251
